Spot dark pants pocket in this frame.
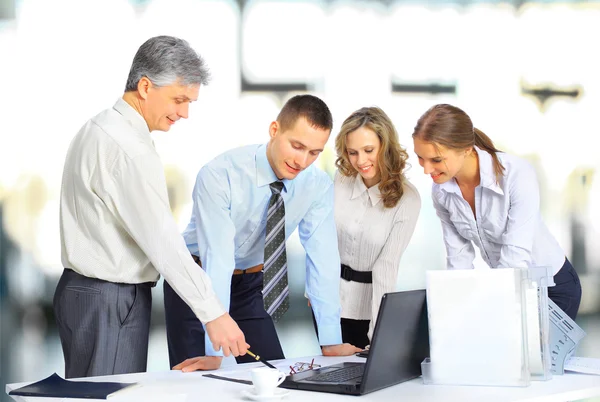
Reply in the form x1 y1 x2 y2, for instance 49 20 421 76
117 284 138 327
54 269 151 378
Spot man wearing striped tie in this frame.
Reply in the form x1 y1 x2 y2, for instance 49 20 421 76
165 95 361 371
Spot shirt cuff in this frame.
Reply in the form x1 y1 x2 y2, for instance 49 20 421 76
190 294 226 324
317 323 343 346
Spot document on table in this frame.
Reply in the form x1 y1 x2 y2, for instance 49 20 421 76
8 373 138 399
205 361 292 383
564 357 600 375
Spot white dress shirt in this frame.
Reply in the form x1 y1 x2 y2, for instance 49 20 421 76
432 146 565 275
335 172 421 341
60 98 225 323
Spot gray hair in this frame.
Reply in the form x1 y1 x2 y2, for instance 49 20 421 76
124 35 210 92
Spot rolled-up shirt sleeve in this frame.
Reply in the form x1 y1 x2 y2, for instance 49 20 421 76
97 153 225 324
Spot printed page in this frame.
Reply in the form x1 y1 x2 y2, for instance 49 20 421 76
564 357 600 375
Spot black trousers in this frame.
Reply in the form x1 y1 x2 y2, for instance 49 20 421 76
163 271 284 368
341 318 370 349
548 257 582 321
311 311 370 349
53 269 152 378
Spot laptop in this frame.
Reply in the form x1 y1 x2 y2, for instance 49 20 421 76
281 290 429 395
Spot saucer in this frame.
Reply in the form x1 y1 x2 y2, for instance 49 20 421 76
241 388 290 401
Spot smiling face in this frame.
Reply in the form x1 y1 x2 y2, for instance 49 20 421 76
138 77 200 132
413 137 468 184
346 126 381 188
266 117 330 180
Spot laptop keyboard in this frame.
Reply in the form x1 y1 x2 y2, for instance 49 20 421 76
307 365 364 383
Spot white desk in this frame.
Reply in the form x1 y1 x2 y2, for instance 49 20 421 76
6 355 600 402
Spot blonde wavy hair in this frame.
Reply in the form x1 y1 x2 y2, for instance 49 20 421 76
335 107 409 208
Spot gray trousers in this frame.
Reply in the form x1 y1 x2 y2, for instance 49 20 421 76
53 269 152 378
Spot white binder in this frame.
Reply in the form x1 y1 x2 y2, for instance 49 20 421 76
422 268 530 387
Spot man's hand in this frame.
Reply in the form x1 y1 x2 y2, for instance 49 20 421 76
205 312 249 357
172 356 223 372
321 343 362 356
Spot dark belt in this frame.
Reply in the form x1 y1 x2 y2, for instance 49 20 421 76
63 268 157 287
192 255 263 275
340 264 372 284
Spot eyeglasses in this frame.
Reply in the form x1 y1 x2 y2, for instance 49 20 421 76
289 359 321 375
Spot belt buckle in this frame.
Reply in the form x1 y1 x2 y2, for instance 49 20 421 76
341 265 353 282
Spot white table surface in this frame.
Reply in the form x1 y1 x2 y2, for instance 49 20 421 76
6 355 600 402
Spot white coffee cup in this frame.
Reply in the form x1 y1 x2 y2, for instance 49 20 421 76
250 367 286 397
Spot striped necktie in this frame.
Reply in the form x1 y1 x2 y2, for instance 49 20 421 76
263 181 289 322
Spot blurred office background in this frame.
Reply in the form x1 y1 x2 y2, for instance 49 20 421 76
1 0 600 399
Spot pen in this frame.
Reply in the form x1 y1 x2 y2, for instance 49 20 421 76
246 350 277 370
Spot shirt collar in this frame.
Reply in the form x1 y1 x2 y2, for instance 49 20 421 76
350 175 382 206
113 97 152 142
437 178 460 195
255 143 289 192
437 146 504 196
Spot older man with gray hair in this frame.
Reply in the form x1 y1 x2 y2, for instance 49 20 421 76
54 35 247 378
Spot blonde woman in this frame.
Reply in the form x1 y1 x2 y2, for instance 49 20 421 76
334 107 421 348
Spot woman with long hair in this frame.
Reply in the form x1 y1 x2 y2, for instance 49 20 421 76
334 107 421 348
412 103 581 320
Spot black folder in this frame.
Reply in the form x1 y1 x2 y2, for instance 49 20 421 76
9 372 138 399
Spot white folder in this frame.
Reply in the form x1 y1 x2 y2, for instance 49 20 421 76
425 268 530 386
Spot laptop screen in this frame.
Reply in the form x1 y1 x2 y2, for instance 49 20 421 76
360 290 429 394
